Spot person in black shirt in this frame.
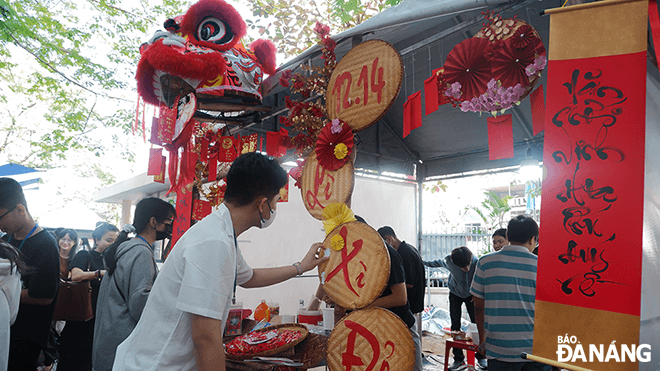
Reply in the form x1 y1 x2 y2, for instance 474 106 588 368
0 177 59 371
378 226 425 371
58 222 119 371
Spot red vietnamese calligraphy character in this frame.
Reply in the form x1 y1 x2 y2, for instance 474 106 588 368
326 226 363 296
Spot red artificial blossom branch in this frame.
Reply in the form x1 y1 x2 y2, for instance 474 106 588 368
278 22 337 157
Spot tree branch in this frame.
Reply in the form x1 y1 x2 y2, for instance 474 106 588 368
3 31 134 103
87 0 156 22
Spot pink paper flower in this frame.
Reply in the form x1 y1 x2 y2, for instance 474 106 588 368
330 119 342 134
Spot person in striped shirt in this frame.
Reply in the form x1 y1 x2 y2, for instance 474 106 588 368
470 215 552 371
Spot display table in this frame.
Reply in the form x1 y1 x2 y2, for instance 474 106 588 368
443 339 478 371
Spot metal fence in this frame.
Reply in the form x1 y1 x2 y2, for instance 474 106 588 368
420 231 491 288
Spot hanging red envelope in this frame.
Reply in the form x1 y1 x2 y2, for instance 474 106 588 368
192 199 212 221
278 128 288 157
424 74 439 115
150 116 161 145
403 91 422 138
217 136 237 162
154 156 166 184
241 133 258 154
147 148 164 175
486 114 514 160
266 130 279 157
159 106 176 144
529 86 545 135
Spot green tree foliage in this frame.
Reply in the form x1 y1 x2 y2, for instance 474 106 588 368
0 0 190 168
467 190 512 230
245 0 403 58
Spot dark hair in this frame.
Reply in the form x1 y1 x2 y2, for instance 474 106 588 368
92 222 119 246
492 228 507 239
224 153 287 206
104 197 176 274
56 228 79 263
80 238 91 251
0 177 27 211
506 215 539 245
0 239 25 274
377 226 397 239
354 215 367 224
450 246 473 268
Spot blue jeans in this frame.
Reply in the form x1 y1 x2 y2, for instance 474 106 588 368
488 359 555 371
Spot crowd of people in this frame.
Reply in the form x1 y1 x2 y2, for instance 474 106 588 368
0 152 552 371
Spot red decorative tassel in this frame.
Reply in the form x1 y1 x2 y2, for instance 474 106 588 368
424 74 439 115
403 91 422 138
141 101 147 143
529 86 545 135
166 148 179 195
134 94 140 136
487 114 514 160
147 148 163 176
650 0 660 66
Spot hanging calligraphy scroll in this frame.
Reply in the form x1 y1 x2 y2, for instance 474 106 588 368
533 1 647 370
327 308 414 371
301 152 355 220
318 221 390 310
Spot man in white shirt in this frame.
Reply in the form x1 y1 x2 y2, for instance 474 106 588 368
112 153 327 371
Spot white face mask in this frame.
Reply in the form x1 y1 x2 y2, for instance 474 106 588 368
259 200 276 229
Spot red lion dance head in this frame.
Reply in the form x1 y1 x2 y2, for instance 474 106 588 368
136 0 277 107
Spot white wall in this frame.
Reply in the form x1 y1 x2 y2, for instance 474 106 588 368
235 174 417 317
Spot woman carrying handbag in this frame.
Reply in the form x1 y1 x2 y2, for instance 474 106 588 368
57 223 119 371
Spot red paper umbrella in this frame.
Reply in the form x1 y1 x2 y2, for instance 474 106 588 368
491 38 537 88
443 38 492 102
315 119 354 171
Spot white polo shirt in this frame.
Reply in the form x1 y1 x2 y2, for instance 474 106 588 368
112 203 253 371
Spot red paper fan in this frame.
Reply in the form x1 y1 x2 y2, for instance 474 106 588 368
315 120 353 171
443 38 492 102
490 38 537 88
510 25 536 49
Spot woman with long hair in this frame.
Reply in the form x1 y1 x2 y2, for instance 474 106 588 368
92 197 175 371
0 240 23 371
56 228 79 280
57 222 119 371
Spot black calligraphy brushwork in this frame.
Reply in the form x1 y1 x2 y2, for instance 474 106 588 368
550 68 628 298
